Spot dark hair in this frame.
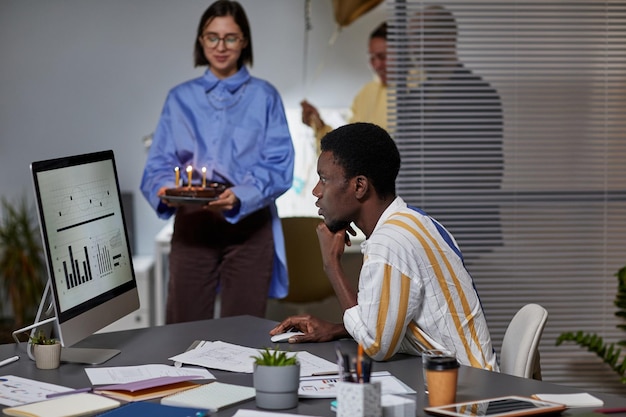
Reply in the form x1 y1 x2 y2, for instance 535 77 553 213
370 22 387 40
320 123 400 198
194 0 253 68
422 5 457 44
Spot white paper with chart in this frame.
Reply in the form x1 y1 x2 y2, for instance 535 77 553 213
168 340 337 376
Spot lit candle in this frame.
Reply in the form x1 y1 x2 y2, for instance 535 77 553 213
202 167 207 188
186 165 192 188
174 167 179 187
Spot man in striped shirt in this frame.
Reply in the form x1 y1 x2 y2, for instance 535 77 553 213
270 122 498 370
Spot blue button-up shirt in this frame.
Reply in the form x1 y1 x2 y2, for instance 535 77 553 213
141 66 294 298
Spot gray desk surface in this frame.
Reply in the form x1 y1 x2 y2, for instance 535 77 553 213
1 315 625 416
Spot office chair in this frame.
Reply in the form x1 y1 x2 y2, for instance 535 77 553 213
500 303 548 380
278 217 336 310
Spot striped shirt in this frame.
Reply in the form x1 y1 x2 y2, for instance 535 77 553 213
344 197 499 371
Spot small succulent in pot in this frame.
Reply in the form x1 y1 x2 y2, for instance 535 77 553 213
251 346 298 366
29 329 57 345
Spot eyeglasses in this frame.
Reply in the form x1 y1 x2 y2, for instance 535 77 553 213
201 33 243 49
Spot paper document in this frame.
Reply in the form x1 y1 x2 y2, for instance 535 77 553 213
533 393 604 408
169 340 337 376
299 371 416 398
85 364 214 385
0 375 73 407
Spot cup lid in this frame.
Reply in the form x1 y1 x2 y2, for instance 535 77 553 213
425 356 459 371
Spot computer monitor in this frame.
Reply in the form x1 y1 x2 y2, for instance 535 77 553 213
22 150 139 364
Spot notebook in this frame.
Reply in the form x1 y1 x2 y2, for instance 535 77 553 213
532 393 603 408
94 401 207 417
2 393 119 417
161 381 255 412
94 380 198 402
93 376 201 402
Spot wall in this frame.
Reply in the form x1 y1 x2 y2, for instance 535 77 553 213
0 0 386 256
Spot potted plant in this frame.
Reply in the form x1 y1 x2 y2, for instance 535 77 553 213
251 346 300 410
556 265 626 383
0 196 45 331
29 329 61 369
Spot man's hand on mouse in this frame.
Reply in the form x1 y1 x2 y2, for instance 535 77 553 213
269 315 349 343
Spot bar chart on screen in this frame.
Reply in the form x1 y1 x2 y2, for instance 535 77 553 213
56 230 128 287
52 229 132 311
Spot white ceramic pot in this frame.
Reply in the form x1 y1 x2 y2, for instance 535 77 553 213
253 363 300 410
34 342 61 369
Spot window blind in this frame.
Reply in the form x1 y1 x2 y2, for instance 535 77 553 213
387 0 626 394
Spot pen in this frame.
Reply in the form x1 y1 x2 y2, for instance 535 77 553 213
342 353 352 382
335 344 344 380
46 387 92 398
312 371 340 376
335 344 353 382
0 356 19 368
361 357 372 383
594 408 626 414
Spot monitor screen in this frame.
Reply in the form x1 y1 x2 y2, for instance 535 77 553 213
29 150 139 363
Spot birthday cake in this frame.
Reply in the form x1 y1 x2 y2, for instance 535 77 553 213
165 182 228 199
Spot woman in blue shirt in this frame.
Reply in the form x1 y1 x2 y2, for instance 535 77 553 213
140 0 294 323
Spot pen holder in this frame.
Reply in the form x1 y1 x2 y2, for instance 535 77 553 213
337 381 382 417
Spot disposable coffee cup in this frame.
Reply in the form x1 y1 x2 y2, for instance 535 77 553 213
425 355 459 406
422 349 454 393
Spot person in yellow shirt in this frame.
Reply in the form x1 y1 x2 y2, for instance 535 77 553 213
301 22 388 147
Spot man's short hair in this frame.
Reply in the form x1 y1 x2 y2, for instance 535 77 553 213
370 22 387 40
421 5 457 44
320 123 400 198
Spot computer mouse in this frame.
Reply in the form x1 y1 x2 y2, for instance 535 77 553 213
270 331 305 343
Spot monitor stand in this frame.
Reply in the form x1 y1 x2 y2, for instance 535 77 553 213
13 281 121 365
60 347 120 365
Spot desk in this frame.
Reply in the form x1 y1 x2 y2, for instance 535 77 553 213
2 316 624 417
